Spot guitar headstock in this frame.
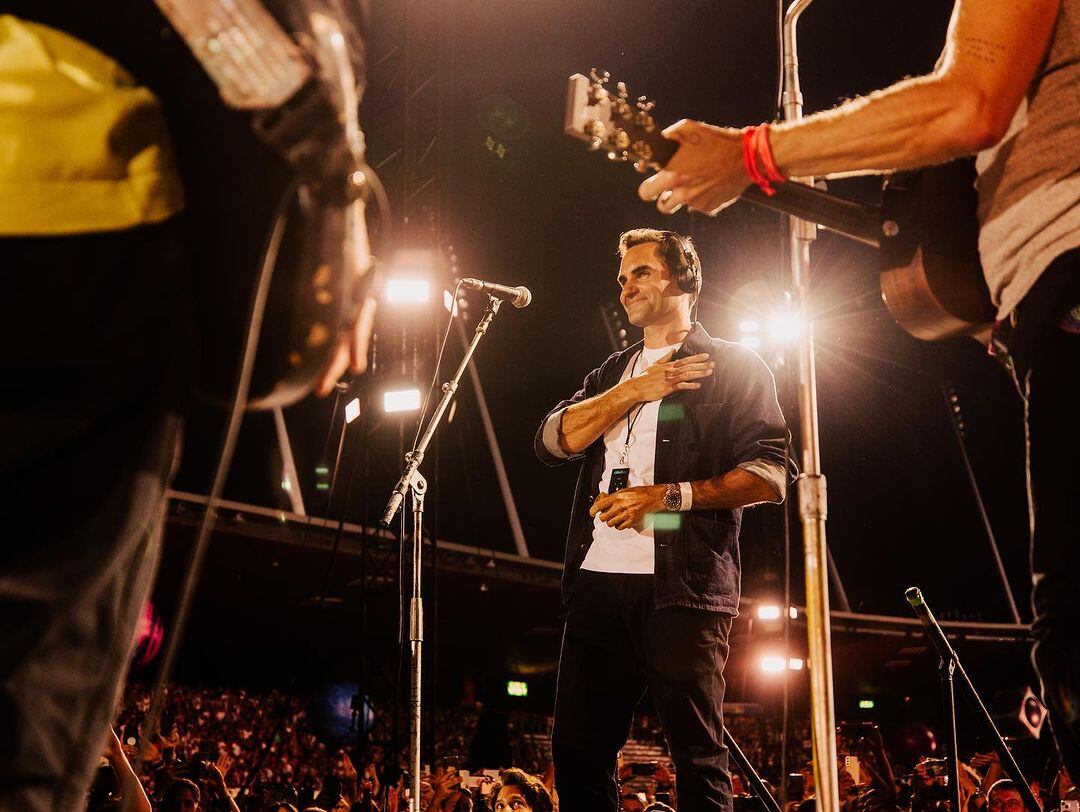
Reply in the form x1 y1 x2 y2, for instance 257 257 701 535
564 69 675 169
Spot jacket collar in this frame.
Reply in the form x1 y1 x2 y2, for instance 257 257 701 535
612 322 712 380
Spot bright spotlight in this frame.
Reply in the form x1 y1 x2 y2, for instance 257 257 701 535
757 605 782 621
383 388 422 414
344 397 361 424
738 319 760 334
740 335 761 349
386 278 431 304
788 658 804 671
764 311 806 344
761 656 786 673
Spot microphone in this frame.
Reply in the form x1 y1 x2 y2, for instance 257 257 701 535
460 278 533 308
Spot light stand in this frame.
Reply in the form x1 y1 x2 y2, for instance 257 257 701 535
379 295 504 810
781 4 841 812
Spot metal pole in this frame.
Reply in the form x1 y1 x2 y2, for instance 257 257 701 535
453 316 531 557
408 474 427 812
942 387 1022 623
782 5 841 812
940 658 963 812
273 406 307 516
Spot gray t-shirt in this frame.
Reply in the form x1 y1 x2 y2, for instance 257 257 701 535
975 0 1080 319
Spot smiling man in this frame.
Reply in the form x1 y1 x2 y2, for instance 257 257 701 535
534 228 790 812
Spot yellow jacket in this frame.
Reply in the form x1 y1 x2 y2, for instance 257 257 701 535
0 15 184 235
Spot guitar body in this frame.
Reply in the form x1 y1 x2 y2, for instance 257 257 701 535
878 159 995 341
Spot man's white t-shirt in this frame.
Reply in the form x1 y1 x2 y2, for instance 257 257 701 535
581 342 681 575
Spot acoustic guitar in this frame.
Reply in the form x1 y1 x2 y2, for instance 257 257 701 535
565 70 995 341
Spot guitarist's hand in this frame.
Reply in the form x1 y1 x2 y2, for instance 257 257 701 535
638 120 749 216
315 293 378 397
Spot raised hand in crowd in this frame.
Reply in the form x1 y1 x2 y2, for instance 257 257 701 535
104 725 153 812
418 777 435 811
207 753 242 812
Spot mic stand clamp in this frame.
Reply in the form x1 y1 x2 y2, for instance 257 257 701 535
379 295 504 811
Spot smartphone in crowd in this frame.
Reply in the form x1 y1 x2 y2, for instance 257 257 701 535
844 756 861 785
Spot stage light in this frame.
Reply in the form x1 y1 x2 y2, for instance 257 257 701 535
757 604 782 621
859 699 875 709
383 388 422 414
738 319 760 334
762 654 804 673
764 310 806 344
507 680 528 698
761 656 786 673
385 278 431 304
344 397 361 424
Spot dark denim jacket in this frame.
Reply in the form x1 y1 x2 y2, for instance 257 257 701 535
534 323 790 614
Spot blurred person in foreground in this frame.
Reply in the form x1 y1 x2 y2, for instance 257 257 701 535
0 4 371 810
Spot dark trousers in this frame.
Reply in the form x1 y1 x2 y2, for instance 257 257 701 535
1008 247 1080 779
0 223 186 810
552 570 733 812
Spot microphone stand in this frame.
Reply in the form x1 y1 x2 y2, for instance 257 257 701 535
905 588 1040 812
379 295 504 811
725 728 783 812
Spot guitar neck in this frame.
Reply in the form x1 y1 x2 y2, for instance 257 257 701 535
648 138 881 247
741 183 881 247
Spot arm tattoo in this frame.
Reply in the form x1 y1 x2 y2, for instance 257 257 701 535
962 35 1008 66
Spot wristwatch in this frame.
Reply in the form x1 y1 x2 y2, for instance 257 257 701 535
662 482 682 512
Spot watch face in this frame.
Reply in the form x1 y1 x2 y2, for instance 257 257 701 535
663 487 680 511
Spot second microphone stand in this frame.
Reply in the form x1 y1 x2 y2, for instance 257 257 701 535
380 295 504 811
905 587 1040 812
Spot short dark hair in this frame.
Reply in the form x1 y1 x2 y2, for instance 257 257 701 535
161 778 201 809
988 779 1023 804
488 768 554 812
617 228 701 306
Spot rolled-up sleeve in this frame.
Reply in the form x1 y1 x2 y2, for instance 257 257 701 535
533 365 604 467
723 345 794 503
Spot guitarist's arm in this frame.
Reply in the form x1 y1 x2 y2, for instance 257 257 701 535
639 0 1061 214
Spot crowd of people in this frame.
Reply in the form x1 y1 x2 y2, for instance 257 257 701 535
86 683 1074 812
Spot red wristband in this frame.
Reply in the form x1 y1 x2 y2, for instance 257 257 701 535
742 126 775 196
752 124 786 185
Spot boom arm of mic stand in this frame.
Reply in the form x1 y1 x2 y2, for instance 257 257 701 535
905 588 1041 812
379 296 503 527
725 729 782 812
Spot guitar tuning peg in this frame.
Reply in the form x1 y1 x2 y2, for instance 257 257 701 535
589 136 604 151
636 96 655 112
606 150 630 162
589 68 610 85
615 81 629 100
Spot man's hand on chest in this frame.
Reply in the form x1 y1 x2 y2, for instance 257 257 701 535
621 351 715 404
